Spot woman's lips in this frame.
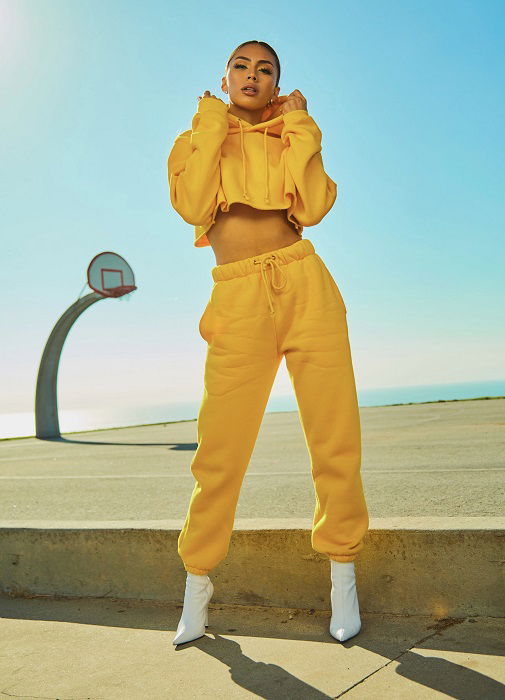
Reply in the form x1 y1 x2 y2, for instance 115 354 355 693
242 87 258 96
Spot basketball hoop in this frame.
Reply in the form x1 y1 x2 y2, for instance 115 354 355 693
87 253 137 299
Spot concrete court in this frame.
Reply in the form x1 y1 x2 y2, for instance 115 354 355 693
0 397 503 521
1 595 504 698
0 398 504 698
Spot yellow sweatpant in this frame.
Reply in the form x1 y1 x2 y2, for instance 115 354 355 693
178 238 369 575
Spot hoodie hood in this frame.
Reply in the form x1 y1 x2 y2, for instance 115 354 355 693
225 97 289 204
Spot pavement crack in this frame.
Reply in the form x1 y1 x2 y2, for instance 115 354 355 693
333 617 467 698
0 688 101 700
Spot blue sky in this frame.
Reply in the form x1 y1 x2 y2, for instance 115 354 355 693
1 0 504 419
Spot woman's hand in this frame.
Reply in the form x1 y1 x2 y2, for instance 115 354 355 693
197 89 226 106
261 90 308 121
282 89 307 114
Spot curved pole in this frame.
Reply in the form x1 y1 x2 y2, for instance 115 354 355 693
35 291 108 439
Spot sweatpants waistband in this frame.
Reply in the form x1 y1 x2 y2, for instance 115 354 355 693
211 238 315 282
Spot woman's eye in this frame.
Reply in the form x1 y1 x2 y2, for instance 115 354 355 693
233 63 272 75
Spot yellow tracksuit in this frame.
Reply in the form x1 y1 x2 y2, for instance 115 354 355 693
178 238 369 574
167 96 369 574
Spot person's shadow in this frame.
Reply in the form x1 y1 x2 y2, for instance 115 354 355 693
173 618 504 699
176 632 332 699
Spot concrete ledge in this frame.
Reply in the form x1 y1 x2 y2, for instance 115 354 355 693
1 517 504 617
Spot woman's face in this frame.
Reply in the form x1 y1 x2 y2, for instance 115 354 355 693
223 44 280 111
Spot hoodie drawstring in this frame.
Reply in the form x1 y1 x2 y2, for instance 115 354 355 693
254 254 287 316
238 119 270 204
238 119 250 201
263 127 270 203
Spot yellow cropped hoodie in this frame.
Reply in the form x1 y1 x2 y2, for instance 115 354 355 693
167 95 337 247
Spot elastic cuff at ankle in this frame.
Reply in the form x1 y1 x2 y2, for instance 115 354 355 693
185 565 211 575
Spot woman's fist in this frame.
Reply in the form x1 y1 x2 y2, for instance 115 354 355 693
282 89 307 113
197 90 226 106
260 90 308 121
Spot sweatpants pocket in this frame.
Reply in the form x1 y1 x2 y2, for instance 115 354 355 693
328 274 347 314
198 301 214 343
315 256 347 314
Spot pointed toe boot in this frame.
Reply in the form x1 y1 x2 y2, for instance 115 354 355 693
329 560 362 642
173 573 214 646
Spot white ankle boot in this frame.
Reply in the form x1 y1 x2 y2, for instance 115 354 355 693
172 572 214 645
329 560 362 642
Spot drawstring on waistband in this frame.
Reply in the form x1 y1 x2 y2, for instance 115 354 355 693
254 254 287 316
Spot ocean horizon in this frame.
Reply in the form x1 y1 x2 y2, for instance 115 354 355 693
1 378 504 440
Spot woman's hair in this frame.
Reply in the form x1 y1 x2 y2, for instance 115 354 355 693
226 40 281 87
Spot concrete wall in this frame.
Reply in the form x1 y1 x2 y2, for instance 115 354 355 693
1 517 503 617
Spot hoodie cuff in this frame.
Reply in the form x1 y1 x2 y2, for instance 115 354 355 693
281 108 322 145
197 97 229 115
282 109 312 125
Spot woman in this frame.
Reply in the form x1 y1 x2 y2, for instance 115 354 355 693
167 40 369 646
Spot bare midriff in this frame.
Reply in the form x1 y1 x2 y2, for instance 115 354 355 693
206 203 302 265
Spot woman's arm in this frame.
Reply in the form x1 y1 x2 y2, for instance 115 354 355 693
167 97 229 225
281 109 337 226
